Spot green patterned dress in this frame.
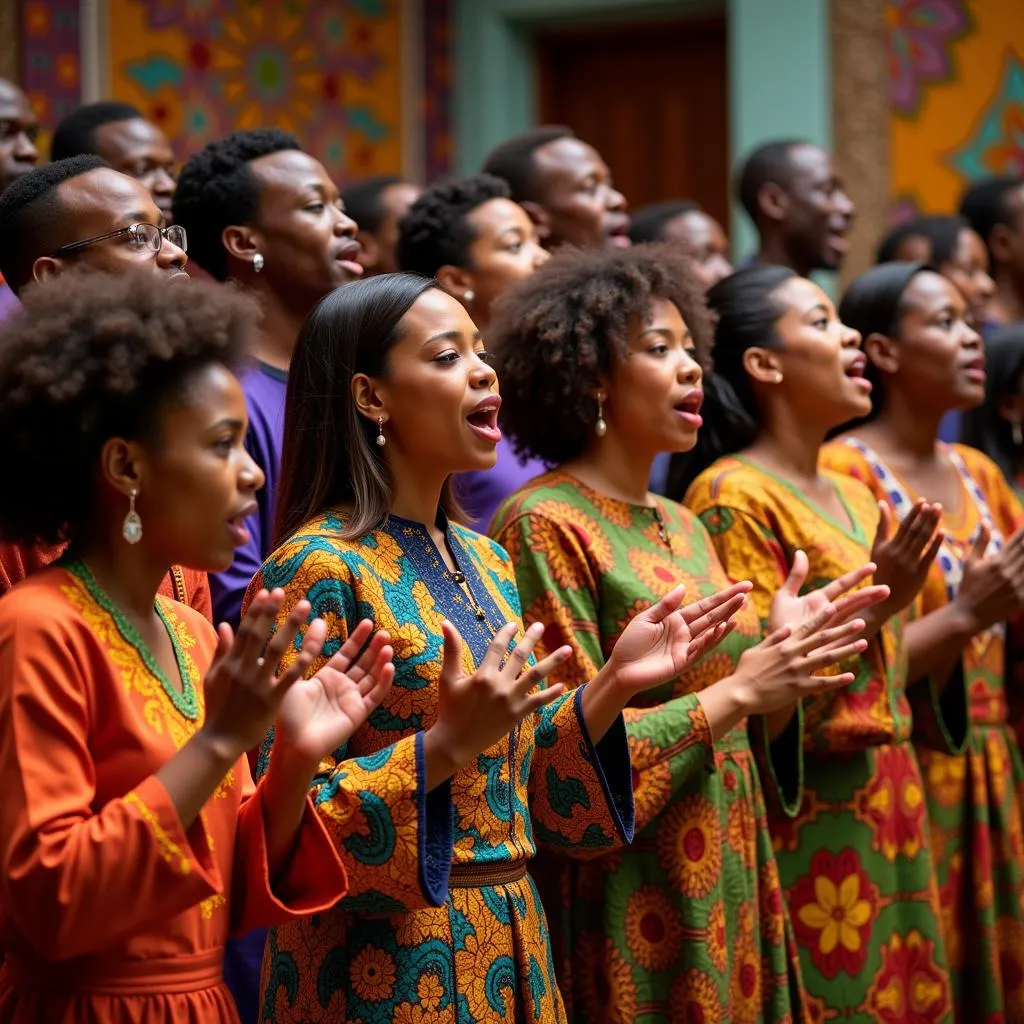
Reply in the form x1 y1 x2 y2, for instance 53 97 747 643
492 470 803 1024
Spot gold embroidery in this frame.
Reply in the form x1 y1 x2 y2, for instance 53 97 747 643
199 893 227 919
125 791 192 875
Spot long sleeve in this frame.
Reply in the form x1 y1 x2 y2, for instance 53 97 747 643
496 511 708 837
248 564 455 913
0 601 225 961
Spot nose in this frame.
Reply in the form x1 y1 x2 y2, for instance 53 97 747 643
14 131 37 162
607 186 627 213
835 190 856 219
470 351 497 390
158 235 188 271
840 322 862 348
241 449 265 492
532 242 550 270
151 168 176 197
976 269 996 300
334 207 357 237
962 321 983 348
677 350 703 385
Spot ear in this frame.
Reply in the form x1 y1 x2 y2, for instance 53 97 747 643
742 346 784 384
519 200 552 243
351 372 388 424
31 255 65 285
758 183 790 225
222 224 263 266
435 264 476 305
356 229 380 270
989 223 1014 266
98 436 146 499
863 331 900 374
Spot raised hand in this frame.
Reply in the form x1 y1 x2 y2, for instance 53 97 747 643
423 620 570 782
952 522 1024 634
869 499 944 616
603 581 752 697
274 619 395 762
769 551 889 636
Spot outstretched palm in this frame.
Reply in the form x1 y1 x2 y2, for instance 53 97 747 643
608 581 751 696
275 621 395 761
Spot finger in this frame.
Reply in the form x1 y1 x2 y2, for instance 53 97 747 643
263 600 315 675
919 530 944 570
792 617 864 656
780 550 809 598
820 563 876 603
794 601 838 638
209 622 234 669
802 638 868 672
338 626 390 683
503 622 545 678
515 646 572 695
441 620 468 683
272 621 327 691
356 644 395 695
685 591 749 637
874 501 893 546
686 619 736 662
516 682 566 716
360 662 395 713
829 585 890 623
762 624 793 648
330 619 376 674
235 589 285 667
681 581 752 625
479 621 521 674
804 671 856 693
902 504 942 555
970 522 993 561
640 584 688 624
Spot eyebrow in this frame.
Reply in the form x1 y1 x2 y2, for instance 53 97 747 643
423 330 484 346
805 303 830 318
641 327 692 342
118 210 154 226
209 417 245 431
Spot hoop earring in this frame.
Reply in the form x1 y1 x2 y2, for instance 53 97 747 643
122 488 143 544
1013 420 1023 447
252 252 264 273
376 416 386 447
595 394 607 438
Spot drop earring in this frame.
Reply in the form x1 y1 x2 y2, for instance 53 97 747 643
376 416 387 447
595 393 607 438
252 253 264 273
122 488 143 544
1013 420 1023 447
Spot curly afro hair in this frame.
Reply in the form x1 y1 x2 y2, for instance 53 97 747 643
491 242 713 465
172 128 301 281
396 173 511 278
0 267 255 547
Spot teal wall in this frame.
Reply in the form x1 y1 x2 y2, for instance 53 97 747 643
452 0 832 262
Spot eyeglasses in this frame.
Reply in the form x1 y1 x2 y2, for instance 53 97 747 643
49 222 188 258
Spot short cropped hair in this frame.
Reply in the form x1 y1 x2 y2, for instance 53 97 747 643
480 126 575 202
51 101 144 160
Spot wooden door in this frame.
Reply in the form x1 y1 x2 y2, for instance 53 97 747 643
536 17 729 229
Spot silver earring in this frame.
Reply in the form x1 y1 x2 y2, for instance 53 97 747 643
1013 421 1023 447
463 290 475 305
376 416 386 447
595 394 607 438
122 488 143 544
252 253 264 273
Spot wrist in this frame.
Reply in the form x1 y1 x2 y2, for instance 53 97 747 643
264 738 321 787
694 674 752 742
192 726 246 769
946 596 983 641
423 724 467 782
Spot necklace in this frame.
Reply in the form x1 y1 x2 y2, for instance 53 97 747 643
66 558 199 720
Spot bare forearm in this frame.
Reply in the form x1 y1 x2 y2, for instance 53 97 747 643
259 745 320 882
903 605 976 690
155 730 241 831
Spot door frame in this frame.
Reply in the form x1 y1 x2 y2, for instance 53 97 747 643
452 0 833 261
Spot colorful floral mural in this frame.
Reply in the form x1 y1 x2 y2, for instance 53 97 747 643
19 0 81 152
887 0 1024 217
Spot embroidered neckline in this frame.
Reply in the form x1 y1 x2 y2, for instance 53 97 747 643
65 558 199 720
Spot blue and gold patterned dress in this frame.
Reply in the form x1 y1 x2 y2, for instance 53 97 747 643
249 511 634 1024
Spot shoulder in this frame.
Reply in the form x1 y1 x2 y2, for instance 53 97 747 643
821 438 873 476
0 567 101 651
685 456 762 512
951 443 1009 489
492 471 577 528
451 522 514 572
254 513 362 593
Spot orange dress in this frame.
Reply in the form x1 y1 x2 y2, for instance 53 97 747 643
0 540 212 619
0 562 397 1024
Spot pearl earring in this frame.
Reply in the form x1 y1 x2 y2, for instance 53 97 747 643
464 290 475 305
122 488 143 544
253 253 264 273
773 372 783 383
376 416 386 447
595 394 607 438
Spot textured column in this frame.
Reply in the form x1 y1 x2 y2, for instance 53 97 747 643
0 0 18 81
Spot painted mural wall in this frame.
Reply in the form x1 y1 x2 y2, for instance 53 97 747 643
888 0 1024 219
18 0 453 184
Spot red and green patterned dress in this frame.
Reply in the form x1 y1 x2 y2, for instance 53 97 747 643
823 439 1024 1021
686 456 954 1024
492 470 803 1024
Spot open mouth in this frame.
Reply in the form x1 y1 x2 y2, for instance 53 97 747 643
962 357 986 383
674 390 704 427
334 242 364 275
843 356 872 391
226 503 257 546
607 219 632 249
466 396 502 443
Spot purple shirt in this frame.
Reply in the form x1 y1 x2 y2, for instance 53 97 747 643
0 282 20 321
210 361 288 629
455 438 547 530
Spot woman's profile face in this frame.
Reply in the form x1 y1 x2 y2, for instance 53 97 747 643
371 288 501 477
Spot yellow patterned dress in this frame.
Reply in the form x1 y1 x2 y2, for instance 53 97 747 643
248 511 634 1024
687 456 954 1024
823 439 1024 1021
491 471 803 1024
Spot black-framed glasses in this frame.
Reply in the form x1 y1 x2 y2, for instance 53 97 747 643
49 222 187 258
